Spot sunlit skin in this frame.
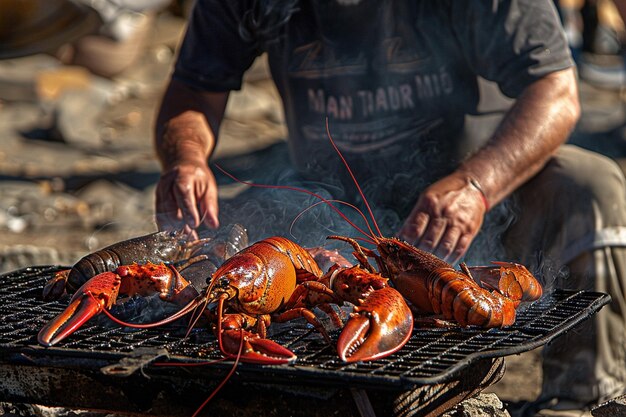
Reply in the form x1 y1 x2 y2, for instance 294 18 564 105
154 68 580 263
398 69 580 263
155 84 228 233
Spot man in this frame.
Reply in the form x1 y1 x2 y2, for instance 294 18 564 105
154 0 626 415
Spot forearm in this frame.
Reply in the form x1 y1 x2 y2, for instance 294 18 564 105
155 79 229 171
455 67 581 208
153 79 228 231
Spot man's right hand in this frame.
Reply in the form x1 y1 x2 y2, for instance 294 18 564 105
155 161 220 233
153 80 229 234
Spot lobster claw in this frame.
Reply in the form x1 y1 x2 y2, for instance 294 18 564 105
38 263 195 347
38 271 121 346
220 329 297 365
337 287 413 363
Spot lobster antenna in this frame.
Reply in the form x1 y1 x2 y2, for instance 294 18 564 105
289 199 377 245
324 118 384 239
213 164 376 243
192 327 244 417
185 296 210 338
182 271 230 337
96 293 202 329
153 357 230 367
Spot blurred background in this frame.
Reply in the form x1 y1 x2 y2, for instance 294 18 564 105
0 0 287 272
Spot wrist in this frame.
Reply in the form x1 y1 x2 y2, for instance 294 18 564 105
467 177 490 212
157 113 214 171
160 142 210 172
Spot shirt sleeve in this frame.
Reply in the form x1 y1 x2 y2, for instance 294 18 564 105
452 0 575 98
172 0 261 92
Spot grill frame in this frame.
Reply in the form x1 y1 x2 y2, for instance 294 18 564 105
0 265 611 393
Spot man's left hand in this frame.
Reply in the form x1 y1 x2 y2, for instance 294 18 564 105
397 175 487 264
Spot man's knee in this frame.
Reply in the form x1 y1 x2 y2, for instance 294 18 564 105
505 145 626 266
531 145 626 220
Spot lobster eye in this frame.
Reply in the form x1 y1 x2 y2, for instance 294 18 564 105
218 277 230 288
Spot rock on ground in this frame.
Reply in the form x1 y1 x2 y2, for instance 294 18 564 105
443 393 511 417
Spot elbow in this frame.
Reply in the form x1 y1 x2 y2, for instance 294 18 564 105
564 78 581 129
555 67 582 131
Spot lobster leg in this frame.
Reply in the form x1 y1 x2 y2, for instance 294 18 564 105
42 269 72 300
272 279 337 342
38 263 197 347
215 296 297 364
273 306 334 343
219 329 297 364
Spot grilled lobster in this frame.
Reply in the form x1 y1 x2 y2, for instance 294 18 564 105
332 235 540 327
319 118 543 327
42 225 249 301
319 121 542 326
38 225 249 346
38 262 199 346
285 263 413 362
153 236 412 363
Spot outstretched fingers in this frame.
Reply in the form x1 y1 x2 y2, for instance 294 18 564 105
155 165 220 232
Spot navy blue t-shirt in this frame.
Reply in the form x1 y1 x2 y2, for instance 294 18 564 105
173 0 574 213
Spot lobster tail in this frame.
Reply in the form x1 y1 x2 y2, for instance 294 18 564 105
426 266 516 328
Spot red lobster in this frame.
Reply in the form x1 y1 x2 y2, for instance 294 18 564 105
38 225 249 346
332 235 541 327
294 263 413 362
38 261 199 346
214 120 542 328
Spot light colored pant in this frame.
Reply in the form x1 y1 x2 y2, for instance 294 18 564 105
478 144 626 405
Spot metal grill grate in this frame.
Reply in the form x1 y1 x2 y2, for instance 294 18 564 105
0 265 611 390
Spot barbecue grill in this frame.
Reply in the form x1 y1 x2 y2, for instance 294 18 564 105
0 265 611 416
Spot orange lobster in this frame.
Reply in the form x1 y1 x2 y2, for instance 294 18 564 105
331 235 541 327
282 263 413 362
38 225 248 347
150 236 412 364
320 121 542 326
